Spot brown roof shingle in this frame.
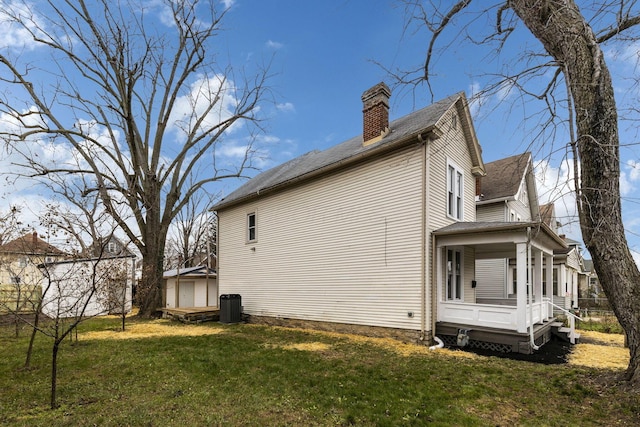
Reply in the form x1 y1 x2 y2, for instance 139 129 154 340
0 232 66 256
480 152 531 201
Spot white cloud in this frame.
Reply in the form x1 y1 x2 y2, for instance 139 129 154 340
534 158 581 239
276 102 295 113
620 160 640 196
220 0 236 9
0 1 47 50
467 82 483 118
169 74 241 139
266 40 283 49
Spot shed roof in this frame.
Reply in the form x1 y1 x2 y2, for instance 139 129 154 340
163 266 217 279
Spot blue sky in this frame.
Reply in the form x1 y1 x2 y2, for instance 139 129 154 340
1 0 639 264
215 1 640 263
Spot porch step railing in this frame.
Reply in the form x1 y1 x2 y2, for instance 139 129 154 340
546 298 582 344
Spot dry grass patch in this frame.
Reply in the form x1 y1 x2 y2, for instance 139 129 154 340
569 330 629 370
281 342 332 352
257 325 481 359
81 319 224 340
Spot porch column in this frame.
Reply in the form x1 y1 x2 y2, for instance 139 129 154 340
545 254 554 319
534 249 543 303
559 265 568 309
436 246 443 321
516 242 528 333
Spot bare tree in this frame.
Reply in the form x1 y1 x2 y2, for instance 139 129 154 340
41 198 135 331
165 189 217 269
0 0 270 316
401 0 640 385
35 240 131 409
0 206 24 245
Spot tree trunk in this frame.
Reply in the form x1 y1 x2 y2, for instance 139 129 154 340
136 185 167 317
50 340 60 409
24 306 41 369
511 0 640 385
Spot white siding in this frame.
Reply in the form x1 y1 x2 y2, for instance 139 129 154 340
218 145 426 330
41 258 134 318
476 203 506 222
428 107 478 303
476 259 507 298
463 246 475 303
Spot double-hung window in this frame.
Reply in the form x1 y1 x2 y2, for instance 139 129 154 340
447 161 463 220
446 248 463 300
247 212 257 242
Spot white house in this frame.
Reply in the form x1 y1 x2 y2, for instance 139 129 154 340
40 255 135 319
163 265 217 309
211 82 568 353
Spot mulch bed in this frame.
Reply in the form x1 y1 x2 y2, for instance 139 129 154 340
461 337 572 365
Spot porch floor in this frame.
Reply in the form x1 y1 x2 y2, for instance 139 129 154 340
436 317 559 354
160 306 220 323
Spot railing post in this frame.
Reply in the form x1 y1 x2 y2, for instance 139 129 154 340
569 315 576 344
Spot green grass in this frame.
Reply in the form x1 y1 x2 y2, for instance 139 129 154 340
0 317 638 426
577 313 625 334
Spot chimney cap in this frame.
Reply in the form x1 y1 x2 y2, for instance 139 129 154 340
361 82 391 108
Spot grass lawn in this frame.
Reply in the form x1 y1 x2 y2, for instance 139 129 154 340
0 316 638 426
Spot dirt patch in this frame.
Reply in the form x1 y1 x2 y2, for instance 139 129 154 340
456 330 629 369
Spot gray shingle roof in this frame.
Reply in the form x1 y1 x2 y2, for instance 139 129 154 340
480 152 531 201
163 266 217 278
212 92 464 211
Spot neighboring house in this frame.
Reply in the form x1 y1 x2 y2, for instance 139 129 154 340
475 152 541 301
86 235 135 258
39 253 135 318
163 265 217 309
552 237 585 310
0 232 67 313
212 82 568 353
580 259 608 310
539 203 587 311
474 155 581 309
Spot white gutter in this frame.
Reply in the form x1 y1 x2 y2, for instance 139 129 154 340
419 134 427 341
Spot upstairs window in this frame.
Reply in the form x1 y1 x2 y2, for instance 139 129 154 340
447 161 463 220
247 212 257 242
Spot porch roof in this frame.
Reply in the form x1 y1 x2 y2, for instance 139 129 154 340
433 221 567 256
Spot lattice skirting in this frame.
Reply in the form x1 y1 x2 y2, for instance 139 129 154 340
440 334 513 353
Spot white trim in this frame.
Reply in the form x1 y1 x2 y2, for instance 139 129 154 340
246 211 257 243
446 159 464 220
445 247 464 301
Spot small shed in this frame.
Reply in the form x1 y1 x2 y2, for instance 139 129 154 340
163 266 217 309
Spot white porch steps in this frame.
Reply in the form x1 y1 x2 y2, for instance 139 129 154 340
550 321 580 343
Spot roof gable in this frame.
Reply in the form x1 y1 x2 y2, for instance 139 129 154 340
480 152 531 201
0 232 66 256
213 92 484 211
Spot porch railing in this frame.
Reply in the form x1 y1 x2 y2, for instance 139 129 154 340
546 298 581 344
438 299 548 332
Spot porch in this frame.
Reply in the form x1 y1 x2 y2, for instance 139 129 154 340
160 306 220 323
433 222 573 353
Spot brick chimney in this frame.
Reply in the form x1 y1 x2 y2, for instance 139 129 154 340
361 82 391 146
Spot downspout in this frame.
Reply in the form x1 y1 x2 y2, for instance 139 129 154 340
419 133 427 342
527 227 539 351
